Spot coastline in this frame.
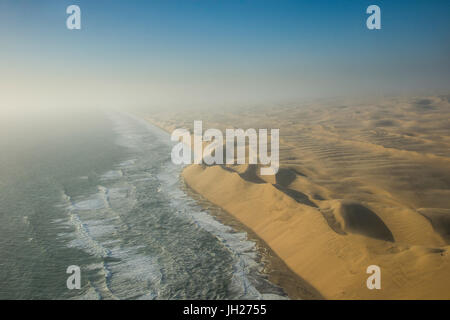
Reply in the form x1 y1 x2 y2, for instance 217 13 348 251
181 180 323 300
180 161 449 300
142 115 322 299
141 99 450 300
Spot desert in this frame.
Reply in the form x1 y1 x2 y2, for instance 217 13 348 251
145 95 450 299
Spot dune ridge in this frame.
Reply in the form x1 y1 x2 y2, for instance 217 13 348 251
145 95 450 299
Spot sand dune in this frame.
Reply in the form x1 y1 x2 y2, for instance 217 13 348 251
145 95 450 299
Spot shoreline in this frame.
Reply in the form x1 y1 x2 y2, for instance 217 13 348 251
141 114 322 299
181 180 323 300
142 107 450 300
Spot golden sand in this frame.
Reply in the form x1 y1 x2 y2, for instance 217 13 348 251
145 95 450 299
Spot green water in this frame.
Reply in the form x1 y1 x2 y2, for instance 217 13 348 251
0 110 285 300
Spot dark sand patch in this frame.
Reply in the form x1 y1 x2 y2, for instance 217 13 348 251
239 164 266 184
275 168 298 187
339 202 394 242
273 184 318 208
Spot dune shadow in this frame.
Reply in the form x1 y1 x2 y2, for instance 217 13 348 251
238 164 266 184
273 184 318 208
414 99 437 110
340 203 394 242
275 168 299 187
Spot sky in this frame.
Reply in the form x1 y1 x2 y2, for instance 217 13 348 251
0 0 449 112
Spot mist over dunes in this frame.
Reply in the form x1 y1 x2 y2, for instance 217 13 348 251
1 0 450 302
146 95 450 299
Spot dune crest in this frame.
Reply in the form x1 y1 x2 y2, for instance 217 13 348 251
183 164 449 299
147 95 450 299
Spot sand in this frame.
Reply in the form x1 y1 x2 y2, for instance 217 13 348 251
144 95 450 299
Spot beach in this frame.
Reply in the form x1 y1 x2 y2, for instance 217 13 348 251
145 95 450 299
2 0 450 304
0 110 291 299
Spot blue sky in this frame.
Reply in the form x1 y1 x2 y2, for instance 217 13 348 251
1 0 449 109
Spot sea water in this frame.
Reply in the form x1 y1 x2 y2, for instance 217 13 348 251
0 110 286 300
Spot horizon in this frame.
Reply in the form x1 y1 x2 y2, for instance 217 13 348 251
1 0 449 113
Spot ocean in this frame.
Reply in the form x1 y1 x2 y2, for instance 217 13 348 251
0 110 285 300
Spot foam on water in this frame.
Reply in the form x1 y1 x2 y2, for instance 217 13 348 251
55 112 287 300
101 170 124 180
